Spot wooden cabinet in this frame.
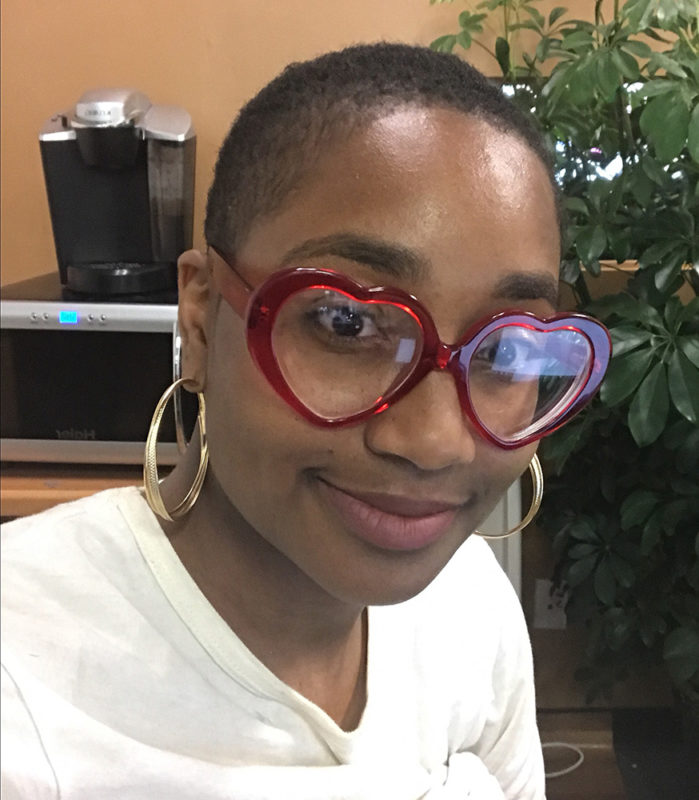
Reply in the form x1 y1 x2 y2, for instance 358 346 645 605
0 463 142 519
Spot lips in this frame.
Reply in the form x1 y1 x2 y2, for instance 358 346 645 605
318 479 464 552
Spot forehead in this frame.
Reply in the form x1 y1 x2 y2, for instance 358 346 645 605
234 106 559 314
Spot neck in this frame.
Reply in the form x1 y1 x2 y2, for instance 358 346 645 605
159 461 367 729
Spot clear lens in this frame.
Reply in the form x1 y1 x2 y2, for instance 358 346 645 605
271 288 423 419
467 325 592 441
270 289 592 439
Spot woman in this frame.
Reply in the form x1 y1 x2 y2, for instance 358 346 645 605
1 43 610 799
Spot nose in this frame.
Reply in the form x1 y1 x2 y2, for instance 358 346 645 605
363 369 478 471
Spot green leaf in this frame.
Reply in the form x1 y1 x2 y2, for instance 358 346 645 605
536 36 554 64
430 35 457 53
620 489 660 530
609 554 635 588
628 362 670 447
610 47 640 81
663 627 699 684
641 509 664 555
591 294 665 331
561 30 595 49
604 607 633 651
560 259 581 285
538 416 587 473
689 104 699 164
569 543 599 558
607 227 632 262
586 175 613 211
678 297 699 325
633 80 677 103
620 40 652 59
663 498 692 536
510 20 541 33
639 240 684 268
566 59 598 104
609 325 652 357
654 253 686 293
522 4 545 28
458 10 487 33
459 9 485 22
570 519 599 543
668 349 699 424
675 426 699 472
541 66 569 103
647 51 690 79
640 152 669 185
549 6 567 26
678 335 699 370
664 295 684 330
576 224 607 266
671 476 699 496
594 559 616 605
567 554 597 587
456 30 473 49
600 346 654 406
596 52 621 101
495 36 510 76
640 93 691 163
688 561 699 592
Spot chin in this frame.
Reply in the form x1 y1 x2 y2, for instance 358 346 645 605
321 538 469 608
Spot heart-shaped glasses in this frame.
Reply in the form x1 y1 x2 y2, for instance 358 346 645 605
211 248 611 449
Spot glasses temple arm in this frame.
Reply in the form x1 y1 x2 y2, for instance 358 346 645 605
208 244 254 317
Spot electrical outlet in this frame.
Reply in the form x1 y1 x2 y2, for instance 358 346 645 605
533 578 568 630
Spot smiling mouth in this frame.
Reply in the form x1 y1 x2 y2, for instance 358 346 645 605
317 479 465 552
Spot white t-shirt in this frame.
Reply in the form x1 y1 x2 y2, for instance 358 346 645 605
1 487 545 799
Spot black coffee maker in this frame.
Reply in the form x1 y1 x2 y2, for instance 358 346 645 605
39 89 195 298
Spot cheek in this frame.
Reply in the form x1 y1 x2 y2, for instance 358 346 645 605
207 352 282 474
202 316 332 515
476 443 538 520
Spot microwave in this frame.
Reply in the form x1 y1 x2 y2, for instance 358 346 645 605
1 274 196 465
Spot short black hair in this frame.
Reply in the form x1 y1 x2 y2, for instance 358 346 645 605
205 42 557 255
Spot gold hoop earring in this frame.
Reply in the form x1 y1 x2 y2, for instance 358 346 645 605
475 453 543 540
143 378 208 521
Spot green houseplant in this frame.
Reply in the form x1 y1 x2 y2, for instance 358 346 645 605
430 0 699 705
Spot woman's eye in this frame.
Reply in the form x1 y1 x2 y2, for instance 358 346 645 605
490 339 528 369
473 331 539 376
311 304 379 338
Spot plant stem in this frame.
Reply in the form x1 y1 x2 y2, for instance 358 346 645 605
595 0 604 28
678 26 699 56
503 1 513 81
574 272 593 307
471 39 497 61
616 86 635 161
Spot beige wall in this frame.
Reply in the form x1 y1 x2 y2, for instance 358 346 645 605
0 0 596 286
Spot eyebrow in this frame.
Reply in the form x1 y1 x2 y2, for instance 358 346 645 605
281 232 559 307
281 233 427 282
493 272 559 308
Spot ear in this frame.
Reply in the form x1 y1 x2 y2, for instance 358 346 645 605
177 249 210 390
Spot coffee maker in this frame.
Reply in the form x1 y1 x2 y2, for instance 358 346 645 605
39 88 195 298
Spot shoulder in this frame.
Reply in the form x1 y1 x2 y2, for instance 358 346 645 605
2 485 146 545
1 487 161 667
1 486 151 583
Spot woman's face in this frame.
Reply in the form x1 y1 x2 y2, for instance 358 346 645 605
194 106 560 606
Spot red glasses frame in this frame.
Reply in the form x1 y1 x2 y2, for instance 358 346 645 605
210 246 611 449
